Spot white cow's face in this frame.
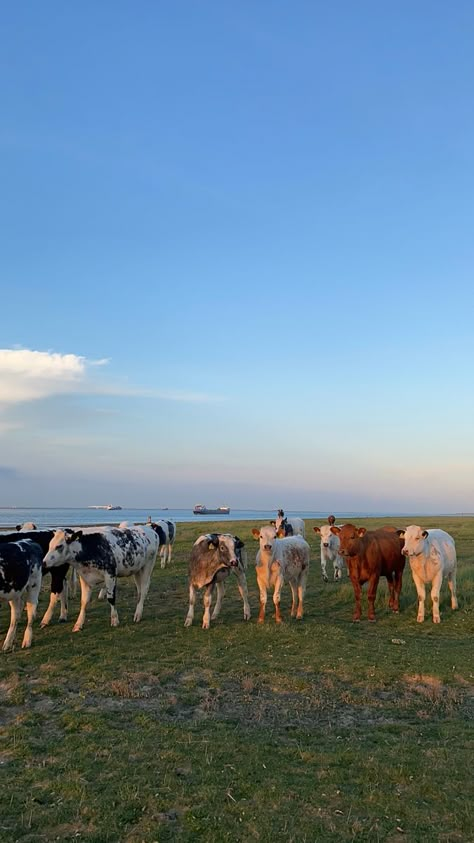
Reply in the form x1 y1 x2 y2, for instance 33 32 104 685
252 524 277 552
43 529 81 567
399 525 428 557
314 525 337 548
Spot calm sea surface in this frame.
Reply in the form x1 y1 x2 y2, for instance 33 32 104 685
0 507 468 531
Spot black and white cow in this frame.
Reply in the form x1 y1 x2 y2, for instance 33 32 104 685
0 539 43 650
43 525 159 631
0 527 70 627
184 533 250 629
273 511 306 538
148 519 176 568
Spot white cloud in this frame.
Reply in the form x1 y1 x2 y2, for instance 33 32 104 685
0 348 223 409
0 349 93 404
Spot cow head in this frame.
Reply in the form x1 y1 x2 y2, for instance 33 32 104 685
397 525 429 557
331 523 364 557
314 524 338 548
252 524 277 553
207 533 243 568
43 529 82 567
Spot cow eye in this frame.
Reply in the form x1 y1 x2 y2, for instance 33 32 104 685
57 544 64 551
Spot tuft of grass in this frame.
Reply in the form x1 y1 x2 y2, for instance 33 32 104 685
0 515 473 842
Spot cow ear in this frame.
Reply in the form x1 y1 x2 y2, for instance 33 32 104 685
16 524 21 531
330 526 340 535
235 537 244 549
421 530 429 538
251 528 260 539
357 527 366 537
207 534 219 549
67 530 82 543
313 526 321 534
269 520 276 526
396 529 405 538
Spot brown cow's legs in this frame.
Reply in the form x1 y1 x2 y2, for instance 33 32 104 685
350 576 362 622
367 574 380 621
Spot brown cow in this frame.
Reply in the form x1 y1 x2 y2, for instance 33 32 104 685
331 524 405 622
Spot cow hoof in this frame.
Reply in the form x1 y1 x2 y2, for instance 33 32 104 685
40 622 49 629
257 617 265 624
243 614 251 621
323 576 329 583
352 618 361 624
417 617 424 623
59 618 68 624
368 618 376 623
433 618 441 624
184 618 192 627
72 626 83 633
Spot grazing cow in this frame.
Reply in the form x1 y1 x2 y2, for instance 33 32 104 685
397 526 458 623
332 524 405 622
252 525 310 623
273 510 305 538
0 527 70 626
0 539 43 650
148 519 176 568
184 533 250 629
17 522 37 531
313 525 345 581
43 525 159 631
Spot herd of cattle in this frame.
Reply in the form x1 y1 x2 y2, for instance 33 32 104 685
0 509 460 650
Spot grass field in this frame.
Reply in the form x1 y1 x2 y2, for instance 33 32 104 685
0 516 473 843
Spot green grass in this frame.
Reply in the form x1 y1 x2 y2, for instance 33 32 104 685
0 516 473 842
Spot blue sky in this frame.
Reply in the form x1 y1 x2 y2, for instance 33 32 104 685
1 1 473 511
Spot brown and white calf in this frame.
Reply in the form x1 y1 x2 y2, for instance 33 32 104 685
0 539 43 651
332 524 405 622
252 525 310 623
397 526 458 623
313 525 345 581
184 533 250 629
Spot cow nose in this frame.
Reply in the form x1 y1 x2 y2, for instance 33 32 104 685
323 542 329 547
402 548 409 556
264 544 272 551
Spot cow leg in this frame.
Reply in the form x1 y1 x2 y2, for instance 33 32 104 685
296 568 308 620
367 574 379 622
2 596 22 651
103 574 119 627
22 572 41 648
289 580 298 617
234 568 251 621
211 581 225 619
167 543 173 565
202 583 214 629
98 587 107 600
70 567 78 598
448 570 458 610
132 563 153 623
392 570 403 613
349 575 362 622
184 583 196 627
41 569 68 627
256 570 267 623
412 572 426 622
321 556 328 582
430 572 443 623
273 574 284 624
73 577 93 632
159 546 166 569
333 560 341 580
40 591 60 628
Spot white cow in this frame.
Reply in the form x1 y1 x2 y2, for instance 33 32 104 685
252 525 310 623
398 526 458 623
313 525 345 581
43 525 159 631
